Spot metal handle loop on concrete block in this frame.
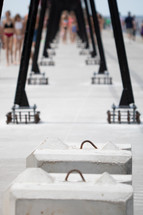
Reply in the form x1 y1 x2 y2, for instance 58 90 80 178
65 169 86 182
80 140 98 149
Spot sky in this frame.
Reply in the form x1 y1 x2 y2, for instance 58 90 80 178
1 0 143 18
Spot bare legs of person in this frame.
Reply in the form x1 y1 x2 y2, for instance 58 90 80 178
71 32 76 43
4 35 13 66
14 37 23 64
63 28 67 43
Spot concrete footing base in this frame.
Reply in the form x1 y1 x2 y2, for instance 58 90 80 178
3 168 133 215
91 73 112 85
85 57 100 65
40 59 55 66
28 73 48 85
26 138 132 174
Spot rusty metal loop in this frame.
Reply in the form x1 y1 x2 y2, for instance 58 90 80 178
80 140 98 149
65 169 86 182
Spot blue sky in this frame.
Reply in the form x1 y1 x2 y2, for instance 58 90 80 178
1 0 143 17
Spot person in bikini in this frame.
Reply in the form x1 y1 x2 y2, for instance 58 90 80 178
14 14 24 64
3 10 14 66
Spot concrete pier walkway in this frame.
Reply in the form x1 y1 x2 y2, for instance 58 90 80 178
0 30 143 214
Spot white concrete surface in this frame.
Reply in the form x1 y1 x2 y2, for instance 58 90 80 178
0 29 143 214
3 168 133 215
51 173 132 184
26 138 132 174
28 137 132 150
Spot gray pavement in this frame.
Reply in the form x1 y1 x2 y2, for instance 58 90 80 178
0 30 143 214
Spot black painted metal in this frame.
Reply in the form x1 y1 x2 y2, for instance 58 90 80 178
32 0 47 74
14 0 39 106
75 1 89 48
0 0 4 19
74 8 85 43
43 3 55 57
50 13 61 45
108 0 134 106
76 18 83 42
84 0 97 57
89 0 107 73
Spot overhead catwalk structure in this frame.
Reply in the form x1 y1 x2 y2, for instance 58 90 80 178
107 0 140 124
5 0 140 124
6 0 86 124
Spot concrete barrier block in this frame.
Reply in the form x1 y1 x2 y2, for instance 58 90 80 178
51 172 132 185
3 169 133 215
26 139 132 174
80 141 131 151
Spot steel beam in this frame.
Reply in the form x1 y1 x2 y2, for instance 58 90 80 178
0 0 4 19
84 0 97 57
75 1 89 49
74 9 85 43
89 0 107 73
32 0 48 74
108 0 134 106
14 0 39 106
43 3 55 57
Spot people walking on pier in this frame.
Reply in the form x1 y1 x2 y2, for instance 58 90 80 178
14 14 24 64
97 13 104 32
3 11 14 66
124 12 133 40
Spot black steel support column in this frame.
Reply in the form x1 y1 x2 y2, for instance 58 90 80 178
108 0 134 106
0 0 4 19
76 17 83 41
14 0 39 106
89 0 107 73
74 9 85 43
51 10 61 42
49 13 60 46
74 2 85 43
84 0 97 57
75 1 89 48
43 3 55 57
32 0 47 74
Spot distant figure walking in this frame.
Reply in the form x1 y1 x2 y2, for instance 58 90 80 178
132 16 137 41
3 11 14 66
124 12 133 40
14 14 24 64
140 21 143 40
97 13 104 32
